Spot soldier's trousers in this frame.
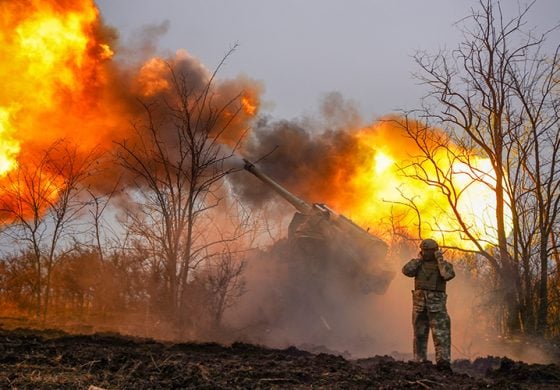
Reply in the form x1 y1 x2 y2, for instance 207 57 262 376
411 290 451 363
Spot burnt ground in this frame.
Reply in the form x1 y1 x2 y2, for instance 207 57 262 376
1 328 560 389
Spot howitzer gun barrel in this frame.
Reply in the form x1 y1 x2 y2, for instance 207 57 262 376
243 159 314 214
242 158 394 294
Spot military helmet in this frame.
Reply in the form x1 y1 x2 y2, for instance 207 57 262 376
420 238 438 250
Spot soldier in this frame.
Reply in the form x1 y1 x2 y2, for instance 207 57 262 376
402 238 455 370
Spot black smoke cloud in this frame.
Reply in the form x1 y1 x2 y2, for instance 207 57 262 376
230 92 366 208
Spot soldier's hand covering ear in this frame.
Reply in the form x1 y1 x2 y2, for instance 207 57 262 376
435 250 444 263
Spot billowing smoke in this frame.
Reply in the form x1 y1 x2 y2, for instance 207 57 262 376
1 1 554 365
223 95 406 357
0 0 263 213
231 93 364 209
224 95 554 363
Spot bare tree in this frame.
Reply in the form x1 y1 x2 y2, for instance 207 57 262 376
0 141 97 320
194 249 247 330
86 182 121 263
116 48 254 331
402 0 560 335
507 33 560 332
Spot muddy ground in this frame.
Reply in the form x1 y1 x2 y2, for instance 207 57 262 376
1 327 560 389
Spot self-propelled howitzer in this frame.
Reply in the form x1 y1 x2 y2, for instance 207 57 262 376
243 159 395 294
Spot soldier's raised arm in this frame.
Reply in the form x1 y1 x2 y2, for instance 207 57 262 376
402 257 421 277
435 250 455 281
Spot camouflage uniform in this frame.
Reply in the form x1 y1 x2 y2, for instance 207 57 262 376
402 239 455 365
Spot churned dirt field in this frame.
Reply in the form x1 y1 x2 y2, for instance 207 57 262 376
1 328 560 389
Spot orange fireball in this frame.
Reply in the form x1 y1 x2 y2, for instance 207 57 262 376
0 0 133 218
319 119 512 250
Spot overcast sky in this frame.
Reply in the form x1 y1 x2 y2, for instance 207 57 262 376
96 0 560 122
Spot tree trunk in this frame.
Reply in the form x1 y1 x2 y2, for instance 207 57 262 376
537 238 549 334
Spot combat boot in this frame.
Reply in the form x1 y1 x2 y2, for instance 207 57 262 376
436 360 452 373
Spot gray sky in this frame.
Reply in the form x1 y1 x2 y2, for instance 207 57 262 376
96 0 560 121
